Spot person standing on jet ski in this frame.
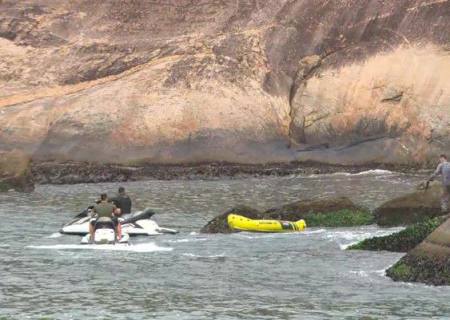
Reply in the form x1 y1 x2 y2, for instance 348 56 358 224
89 193 121 241
110 186 132 215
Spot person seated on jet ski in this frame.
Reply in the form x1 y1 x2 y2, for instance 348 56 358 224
110 186 132 215
89 193 121 240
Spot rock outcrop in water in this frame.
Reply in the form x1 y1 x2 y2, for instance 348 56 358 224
348 216 446 252
0 1 449 166
0 150 34 192
201 197 372 233
374 182 443 226
386 216 450 285
201 205 262 234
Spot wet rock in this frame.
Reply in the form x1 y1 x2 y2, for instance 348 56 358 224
32 161 136 184
348 216 446 252
200 206 262 234
201 197 372 233
265 197 365 221
374 183 442 226
265 197 374 227
0 150 34 192
386 216 450 286
32 160 415 184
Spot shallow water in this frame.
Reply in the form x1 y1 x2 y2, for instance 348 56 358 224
1 170 450 319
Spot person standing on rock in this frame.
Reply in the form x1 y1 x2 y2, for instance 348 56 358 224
427 154 450 213
110 186 132 215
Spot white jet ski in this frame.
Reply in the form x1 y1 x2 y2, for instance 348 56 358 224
61 208 178 237
80 217 130 245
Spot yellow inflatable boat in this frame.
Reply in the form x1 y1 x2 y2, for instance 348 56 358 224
227 214 306 233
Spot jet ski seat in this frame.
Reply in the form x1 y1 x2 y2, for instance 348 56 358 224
95 217 115 229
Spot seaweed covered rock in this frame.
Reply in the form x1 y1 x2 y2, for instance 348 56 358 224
386 216 450 286
265 197 373 227
0 150 34 192
200 206 262 234
374 183 442 226
348 216 446 252
201 197 372 233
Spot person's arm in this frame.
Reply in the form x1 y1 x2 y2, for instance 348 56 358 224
111 204 117 217
429 163 442 181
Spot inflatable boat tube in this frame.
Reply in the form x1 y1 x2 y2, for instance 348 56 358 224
227 214 306 233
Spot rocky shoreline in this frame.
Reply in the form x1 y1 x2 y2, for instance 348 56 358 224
200 183 450 286
30 160 426 185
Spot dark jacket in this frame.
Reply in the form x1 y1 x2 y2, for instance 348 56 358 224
111 194 132 214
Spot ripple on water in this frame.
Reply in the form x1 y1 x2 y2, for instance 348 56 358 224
26 242 173 253
3 172 450 320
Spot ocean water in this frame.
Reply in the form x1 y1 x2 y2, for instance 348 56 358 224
1 170 449 320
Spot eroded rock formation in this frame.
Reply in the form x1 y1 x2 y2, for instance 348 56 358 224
374 182 443 226
0 0 449 165
0 149 34 192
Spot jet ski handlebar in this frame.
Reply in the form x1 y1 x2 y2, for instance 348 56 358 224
121 208 156 225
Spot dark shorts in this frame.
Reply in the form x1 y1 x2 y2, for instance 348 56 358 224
90 217 118 227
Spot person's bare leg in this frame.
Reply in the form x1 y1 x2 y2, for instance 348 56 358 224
442 186 450 213
89 222 94 242
117 223 122 239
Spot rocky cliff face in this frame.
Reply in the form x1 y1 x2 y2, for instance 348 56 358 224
0 149 34 192
1 0 449 165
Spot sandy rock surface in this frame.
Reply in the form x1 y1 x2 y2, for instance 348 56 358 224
0 0 449 165
374 182 444 226
0 149 34 192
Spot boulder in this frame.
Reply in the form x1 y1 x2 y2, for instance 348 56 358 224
374 182 443 226
386 216 450 286
200 206 262 234
348 216 446 252
201 197 372 233
265 197 373 227
0 150 34 192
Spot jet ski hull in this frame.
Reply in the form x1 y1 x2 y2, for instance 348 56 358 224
61 208 178 236
81 230 130 245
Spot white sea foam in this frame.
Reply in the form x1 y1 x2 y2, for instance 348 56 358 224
349 270 369 277
303 228 326 235
353 169 393 176
339 241 359 250
328 227 404 250
47 232 62 238
374 269 386 276
307 169 393 178
182 253 225 258
27 242 173 253
166 238 208 243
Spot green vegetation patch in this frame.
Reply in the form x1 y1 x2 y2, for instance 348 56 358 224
386 254 450 285
387 261 412 280
348 216 446 252
304 209 374 227
0 180 10 192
